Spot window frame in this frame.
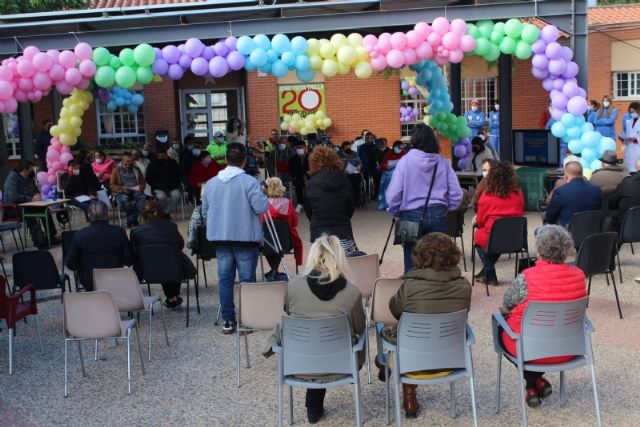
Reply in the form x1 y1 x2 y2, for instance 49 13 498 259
613 71 640 100
95 89 146 147
3 113 21 159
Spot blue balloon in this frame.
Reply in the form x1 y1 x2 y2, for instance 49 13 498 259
258 62 272 74
244 58 257 71
567 139 583 154
560 113 575 128
590 160 602 171
281 51 296 68
295 55 310 72
131 94 144 106
107 101 117 111
271 34 291 54
296 68 316 82
565 126 581 141
253 34 271 51
599 137 616 154
266 49 278 64
581 131 600 148
249 48 268 67
236 36 255 55
581 147 597 163
581 122 594 134
271 60 289 78
115 97 125 106
290 36 308 55
127 105 138 113
551 121 566 138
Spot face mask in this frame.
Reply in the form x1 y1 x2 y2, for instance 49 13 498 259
202 158 212 166
28 171 35 179
471 106 478 112
603 101 610 108
393 147 402 154
72 169 80 176
296 149 305 156
186 144 193 150
631 112 639 119
233 122 240 130
124 163 133 169
172 144 180 150
95 158 104 164
379 146 386 151
494 104 499 111
192 149 202 156
142 150 149 157
277 143 286 150
343 146 352 153
482 170 489 178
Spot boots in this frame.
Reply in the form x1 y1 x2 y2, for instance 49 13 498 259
402 384 419 418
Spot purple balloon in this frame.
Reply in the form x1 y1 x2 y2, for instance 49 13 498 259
177 44 185 53
545 42 562 60
202 46 215 61
531 39 547 55
178 54 192 68
551 93 568 110
542 77 554 91
548 58 567 76
213 42 229 57
190 57 209 76
531 54 548 70
224 36 237 52
209 56 229 78
401 81 410 90
226 51 245 71
567 96 587 116
152 58 169 75
167 63 184 80
162 45 181 64
551 107 564 120
453 144 467 158
577 88 587 99
185 38 204 58
457 158 467 170
563 61 579 79
541 25 560 44
560 46 573 62
531 67 549 80
552 78 565 91
562 81 579 98
154 47 162 59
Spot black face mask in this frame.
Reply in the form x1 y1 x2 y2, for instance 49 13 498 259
344 147 352 154
28 171 35 179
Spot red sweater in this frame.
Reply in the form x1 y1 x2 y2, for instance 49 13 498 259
264 198 304 266
474 190 525 249
503 260 586 363
188 161 223 191
380 151 406 171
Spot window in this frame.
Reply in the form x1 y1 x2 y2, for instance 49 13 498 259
3 113 20 159
96 91 146 147
400 90 427 138
613 72 640 100
462 77 497 118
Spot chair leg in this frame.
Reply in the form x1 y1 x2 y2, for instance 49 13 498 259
202 259 208 288
588 277 592 295
495 354 502 414
611 272 624 319
259 255 265 282
394 369 402 427
365 328 372 385
64 339 69 397
468 357 479 427
236 327 241 387
617 247 623 284
194 278 201 314
450 381 456 419
186 277 191 328
560 371 566 406
517 361 528 427
631 243 635 255
134 323 146 375
288 386 293 425
354 367 363 427
11 230 19 252
277 361 283 427
160 303 169 346
8 328 13 375
385 363 390 425
35 315 42 352
244 333 250 368
127 335 132 395
590 363 603 427
148 310 153 362
147 282 151 296
461 234 467 272
471 248 476 288
77 341 86 377
514 252 519 278
214 305 221 326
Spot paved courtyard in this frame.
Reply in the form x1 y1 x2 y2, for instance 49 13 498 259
1 205 639 426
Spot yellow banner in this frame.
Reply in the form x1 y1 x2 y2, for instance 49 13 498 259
278 83 326 118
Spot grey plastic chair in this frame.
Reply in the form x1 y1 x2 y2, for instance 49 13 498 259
272 314 366 427
491 298 601 427
382 310 477 427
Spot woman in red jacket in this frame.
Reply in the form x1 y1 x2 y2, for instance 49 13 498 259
474 161 524 285
188 152 222 204
263 177 303 280
501 225 586 407
380 140 407 172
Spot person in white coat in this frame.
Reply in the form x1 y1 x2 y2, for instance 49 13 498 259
620 101 640 173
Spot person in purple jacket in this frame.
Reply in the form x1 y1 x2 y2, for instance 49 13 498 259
386 124 463 272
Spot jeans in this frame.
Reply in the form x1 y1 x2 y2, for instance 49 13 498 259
154 188 181 214
400 204 448 273
216 246 259 321
476 246 500 272
115 192 145 225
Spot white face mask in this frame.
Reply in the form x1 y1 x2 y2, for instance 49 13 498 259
278 143 286 150
296 149 305 156
471 106 478 112
494 104 499 111
482 170 489 178
72 169 80 176
393 147 402 154
603 101 610 108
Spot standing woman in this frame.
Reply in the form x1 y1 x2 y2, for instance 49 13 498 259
593 95 617 139
489 99 500 155
620 101 640 173
226 116 246 145
386 124 463 273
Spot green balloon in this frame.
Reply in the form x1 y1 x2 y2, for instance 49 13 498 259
136 66 154 84
490 31 504 45
115 66 136 88
477 20 494 39
439 122 448 132
504 19 523 39
94 66 115 88
133 44 155 67
514 40 533 60
466 23 479 38
499 37 517 55
429 117 438 128
474 38 491 56
92 47 111 67
109 56 122 70
461 126 471 138
485 43 501 62
520 24 540 44
119 48 136 67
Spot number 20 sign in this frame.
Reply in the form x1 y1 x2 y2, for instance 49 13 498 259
278 83 326 117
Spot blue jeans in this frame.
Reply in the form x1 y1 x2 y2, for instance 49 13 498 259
216 246 259 321
400 204 448 273
115 192 145 225
475 246 500 272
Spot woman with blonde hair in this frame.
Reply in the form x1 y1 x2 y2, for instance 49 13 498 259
264 234 365 424
263 177 303 280
594 94 617 139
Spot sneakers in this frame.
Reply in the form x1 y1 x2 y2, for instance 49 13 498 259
164 296 183 309
536 376 552 399
222 320 237 335
526 388 542 408
295 204 303 213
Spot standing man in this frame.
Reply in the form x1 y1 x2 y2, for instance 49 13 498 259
465 99 485 137
145 148 182 216
35 119 53 171
202 143 268 334
207 131 228 166
488 99 500 155
110 153 146 228
289 139 309 213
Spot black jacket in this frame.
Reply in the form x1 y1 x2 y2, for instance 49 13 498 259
3 170 38 204
60 169 99 198
608 174 640 231
66 221 134 290
304 170 354 242
289 154 309 179
145 158 182 192
368 147 389 174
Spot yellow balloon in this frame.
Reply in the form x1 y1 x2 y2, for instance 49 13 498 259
306 38 320 56
309 55 323 71
356 46 369 62
62 98 71 107
315 110 326 119
300 127 309 136
59 108 71 119
50 125 61 138
72 127 81 137
347 33 364 47
282 115 292 123
323 118 332 128
338 63 350 75
69 104 82 116
337 46 357 66
280 122 289 131
330 33 348 49
82 92 93 104
354 61 373 79
77 101 89 111
59 133 74 146
70 117 82 128
292 113 301 121
321 59 338 77
319 41 336 59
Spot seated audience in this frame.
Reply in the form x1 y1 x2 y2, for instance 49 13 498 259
262 177 303 281
167 138 182 163
544 161 601 227
475 161 524 286
589 150 629 196
66 201 134 291
368 137 389 199
464 136 495 176
60 159 99 217
605 158 640 232
91 149 116 189
472 158 497 212
338 140 363 207
264 234 365 424
380 233 471 418
501 225 586 408
146 148 182 216
131 201 196 309
110 153 146 228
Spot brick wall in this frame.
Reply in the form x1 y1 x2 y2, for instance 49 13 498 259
246 72 280 141
512 58 549 129
144 78 179 143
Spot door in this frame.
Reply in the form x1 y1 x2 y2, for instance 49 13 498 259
180 88 243 145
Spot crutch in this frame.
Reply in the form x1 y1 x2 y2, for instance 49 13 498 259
262 210 291 280
379 217 396 266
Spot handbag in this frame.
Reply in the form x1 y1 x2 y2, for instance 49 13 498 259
517 256 537 274
393 161 439 245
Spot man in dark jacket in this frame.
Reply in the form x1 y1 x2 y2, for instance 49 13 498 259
605 158 640 233
145 148 182 216
289 139 309 212
357 132 375 198
60 160 99 218
66 201 134 291
35 119 52 171
544 161 602 227
367 138 389 200
3 160 59 248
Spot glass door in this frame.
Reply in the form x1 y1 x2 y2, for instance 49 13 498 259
180 88 243 145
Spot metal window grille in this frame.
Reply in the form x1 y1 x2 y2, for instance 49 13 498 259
462 77 498 118
613 72 640 100
96 91 146 147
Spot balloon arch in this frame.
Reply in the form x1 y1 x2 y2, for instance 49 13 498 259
0 17 608 199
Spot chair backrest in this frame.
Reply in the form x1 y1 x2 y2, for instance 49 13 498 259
63 291 122 339
93 268 145 312
568 210 602 249
446 211 463 238
12 250 61 290
487 216 528 255
396 310 468 374
346 253 379 299
575 232 617 276
520 298 588 362
61 230 76 263
79 250 126 290
620 206 640 244
0 276 11 316
282 314 353 377
196 226 216 260
370 278 403 326
135 244 182 283
262 220 293 255
239 281 287 330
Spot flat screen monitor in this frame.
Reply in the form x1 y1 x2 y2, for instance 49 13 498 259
512 129 560 167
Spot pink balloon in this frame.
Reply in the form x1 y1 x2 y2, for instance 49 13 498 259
370 55 387 72
386 49 405 68
47 174 58 184
32 52 52 72
434 55 449 66
459 35 476 52
17 60 35 78
18 78 33 92
416 41 434 59
65 68 82 86
14 90 27 102
432 17 450 35
78 60 96 77
77 78 91 90
414 22 432 38
33 72 51 91
74 42 93 61
58 51 77 69
60 152 74 164
450 19 467 36
390 32 408 50
37 171 48 185
406 30 423 49
0 65 12 81
56 81 73 95
449 49 464 63
377 33 392 54
46 150 59 161
363 34 378 48
51 138 61 149
0 81 13 101
403 48 418 65
22 46 40 60
441 32 460 50
427 32 442 47
46 49 60 63
49 64 65 81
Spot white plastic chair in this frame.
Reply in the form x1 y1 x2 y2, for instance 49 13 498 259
370 277 402 389
491 297 602 427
